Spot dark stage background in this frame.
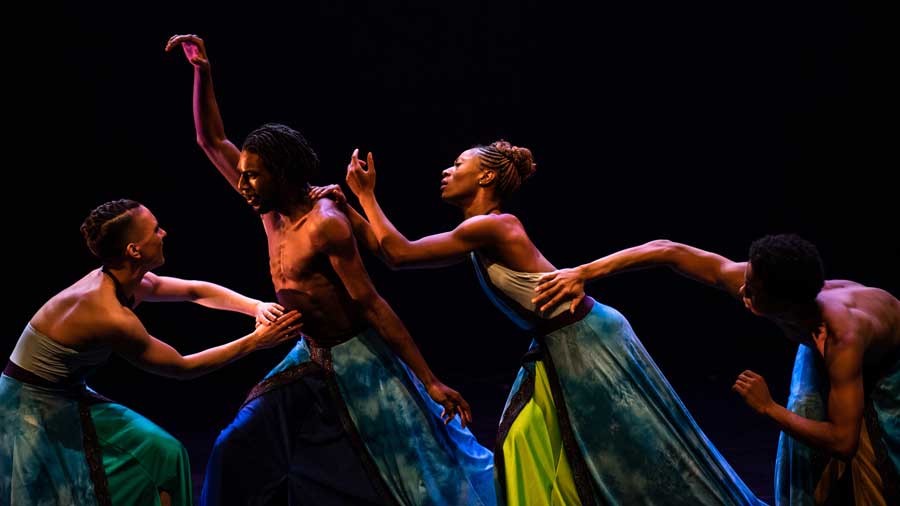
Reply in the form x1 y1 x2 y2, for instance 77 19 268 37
6 1 897 501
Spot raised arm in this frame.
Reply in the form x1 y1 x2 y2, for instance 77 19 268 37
165 34 242 190
534 240 747 312
110 310 302 380
313 209 472 426
345 150 501 269
137 272 285 326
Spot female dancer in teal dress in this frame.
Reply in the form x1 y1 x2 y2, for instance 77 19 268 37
312 144 766 505
0 199 301 505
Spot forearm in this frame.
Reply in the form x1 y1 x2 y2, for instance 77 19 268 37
193 66 226 148
578 239 731 289
766 403 859 459
356 193 414 261
362 297 438 387
346 204 386 259
577 240 676 281
190 281 261 315
165 335 254 380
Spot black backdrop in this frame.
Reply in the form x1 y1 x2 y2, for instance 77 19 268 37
5 1 896 498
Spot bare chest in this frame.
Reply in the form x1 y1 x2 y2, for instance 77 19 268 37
264 218 328 289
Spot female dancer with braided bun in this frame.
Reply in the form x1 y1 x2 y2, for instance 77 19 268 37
312 143 766 505
0 199 301 505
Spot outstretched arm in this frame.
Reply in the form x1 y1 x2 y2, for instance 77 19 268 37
733 339 864 459
137 272 285 326
314 210 472 426
165 34 242 190
111 310 302 380
344 150 501 269
534 240 747 312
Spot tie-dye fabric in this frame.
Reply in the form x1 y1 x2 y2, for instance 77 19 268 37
775 345 900 505
201 332 495 506
471 254 766 505
0 373 192 506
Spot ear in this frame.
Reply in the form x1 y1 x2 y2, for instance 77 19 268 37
478 169 496 186
126 243 141 260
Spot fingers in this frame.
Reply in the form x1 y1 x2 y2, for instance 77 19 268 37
537 272 558 286
457 396 472 428
569 294 584 314
737 370 760 382
275 311 303 328
165 34 200 51
534 285 566 313
309 185 339 199
531 282 559 306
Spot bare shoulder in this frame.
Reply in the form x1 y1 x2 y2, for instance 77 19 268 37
821 285 900 350
308 199 353 248
458 213 523 238
824 279 863 289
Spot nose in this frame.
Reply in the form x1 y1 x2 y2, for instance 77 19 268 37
238 174 249 190
160 227 167 238
442 167 452 177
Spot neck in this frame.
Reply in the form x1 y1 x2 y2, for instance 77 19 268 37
279 193 314 222
462 194 502 219
101 264 146 307
770 300 823 338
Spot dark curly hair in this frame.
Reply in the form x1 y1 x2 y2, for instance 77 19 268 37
748 234 825 307
475 140 536 200
81 199 142 261
242 123 319 191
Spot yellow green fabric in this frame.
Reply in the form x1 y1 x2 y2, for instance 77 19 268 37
503 360 580 506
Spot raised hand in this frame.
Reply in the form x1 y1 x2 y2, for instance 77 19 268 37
254 301 285 327
533 267 586 314
165 34 210 71
732 370 775 415
345 148 377 198
427 381 473 428
250 310 303 349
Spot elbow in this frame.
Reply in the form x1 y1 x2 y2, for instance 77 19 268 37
832 435 860 461
196 135 214 151
380 242 415 269
646 239 677 253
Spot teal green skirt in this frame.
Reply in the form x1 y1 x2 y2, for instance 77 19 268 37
0 373 192 505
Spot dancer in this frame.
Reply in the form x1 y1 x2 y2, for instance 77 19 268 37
167 34 494 506
314 144 765 505
534 235 900 505
0 199 301 506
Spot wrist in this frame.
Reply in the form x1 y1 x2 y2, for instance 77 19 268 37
575 264 592 283
421 374 439 389
358 191 376 204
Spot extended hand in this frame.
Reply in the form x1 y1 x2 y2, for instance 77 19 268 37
427 381 473 428
254 302 285 327
165 34 210 71
533 268 586 314
345 148 377 198
308 184 348 210
251 310 303 349
732 370 775 415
